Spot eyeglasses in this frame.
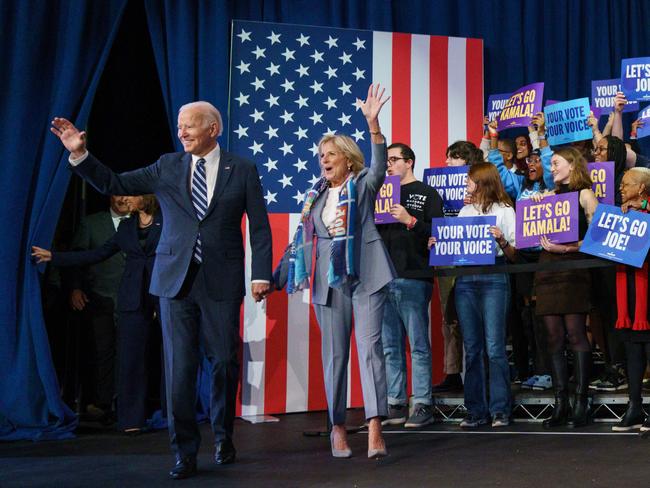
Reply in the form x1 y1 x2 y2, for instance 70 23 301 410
387 156 407 165
593 146 608 154
525 157 541 165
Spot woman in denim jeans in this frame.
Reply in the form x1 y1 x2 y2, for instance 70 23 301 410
431 163 517 428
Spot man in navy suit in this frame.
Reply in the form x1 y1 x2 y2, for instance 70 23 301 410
51 101 272 479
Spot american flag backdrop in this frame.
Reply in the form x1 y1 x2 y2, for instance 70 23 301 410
228 20 484 417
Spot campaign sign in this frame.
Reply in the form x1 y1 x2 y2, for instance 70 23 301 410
621 57 650 101
423 166 468 216
545 99 561 106
515 192 579 248
580 204 650 268
374 175 401 224
429 216 497 266
497 82 544 131
544 98 592 146
637 105 650 139
590 105 605 121
487 93 512 122
588 161 615 205
591 78 640 114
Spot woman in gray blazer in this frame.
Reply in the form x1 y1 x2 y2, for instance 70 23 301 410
272 84 395 458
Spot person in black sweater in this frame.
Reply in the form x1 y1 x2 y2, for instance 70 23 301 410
378 142 444 427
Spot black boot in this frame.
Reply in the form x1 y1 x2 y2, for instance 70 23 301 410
543 353 569 428
612 401 645 431
567 351 591 428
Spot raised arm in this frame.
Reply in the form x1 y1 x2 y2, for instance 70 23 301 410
358 83 390 192
487 121 523 198
51 117 159 195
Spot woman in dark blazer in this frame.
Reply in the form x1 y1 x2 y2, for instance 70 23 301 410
33 195 163 433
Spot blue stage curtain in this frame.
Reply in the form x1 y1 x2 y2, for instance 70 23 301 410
144 0 650 152
0 0 129 441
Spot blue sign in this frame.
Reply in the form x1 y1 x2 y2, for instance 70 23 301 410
637 105 650 140
544 98 592 146
487 92 512 122
591 78 639 114
424 167 468 216
580 204 650 268
621 57 650 101
429 216 497 266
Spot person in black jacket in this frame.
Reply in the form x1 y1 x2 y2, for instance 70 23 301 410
33 195 163 434
377 142 444 428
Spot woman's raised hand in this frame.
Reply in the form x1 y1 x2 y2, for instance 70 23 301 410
357 83 390 123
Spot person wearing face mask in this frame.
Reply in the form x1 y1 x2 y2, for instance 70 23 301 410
272 84 394 459
430 163 516 428
612 167 650 432
377 143 443 428
534 147 599 429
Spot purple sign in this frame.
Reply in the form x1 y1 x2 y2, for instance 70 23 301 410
621 57 650 101
487 92 512 122
497 82 544 131
590 104 605 121
637 105 650 139
374 175 401 224
592 78 640 114
581 204 650 268
588 161 615 205
423 166 468 216
544 98 592 146
515 192 579 248
429 216 497 266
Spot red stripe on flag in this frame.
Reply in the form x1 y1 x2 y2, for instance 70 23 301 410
236 216 248 417
465 38 484 147
429 36 448 167
391 33 412 145
264 213 289 414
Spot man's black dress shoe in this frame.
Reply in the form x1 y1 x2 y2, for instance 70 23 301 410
169 457 197 480
215 440 237 465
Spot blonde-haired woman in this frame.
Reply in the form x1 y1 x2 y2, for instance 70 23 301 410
535 147 599 429
272 84 394 458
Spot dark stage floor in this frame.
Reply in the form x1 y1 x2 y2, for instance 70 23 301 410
1 410 648 487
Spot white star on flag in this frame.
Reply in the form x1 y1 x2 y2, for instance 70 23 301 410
249 140 264 155
237 29 251 42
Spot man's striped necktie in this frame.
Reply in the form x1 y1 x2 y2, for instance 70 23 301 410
191 158 208 263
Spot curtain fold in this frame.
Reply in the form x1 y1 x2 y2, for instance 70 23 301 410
0 0 129 441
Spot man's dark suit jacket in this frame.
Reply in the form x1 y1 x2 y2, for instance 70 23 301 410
70 151 272 298
69 211 125 302
52 212 162 312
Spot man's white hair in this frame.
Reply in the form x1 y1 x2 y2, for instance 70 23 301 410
178 101 223 137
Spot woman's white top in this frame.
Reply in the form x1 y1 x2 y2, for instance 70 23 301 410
321 185 343 230
458 202 516 257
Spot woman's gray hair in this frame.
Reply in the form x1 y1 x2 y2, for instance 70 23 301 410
178 101 223 137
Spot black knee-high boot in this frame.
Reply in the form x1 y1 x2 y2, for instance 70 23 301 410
567 351 591 428
543 353 569 428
